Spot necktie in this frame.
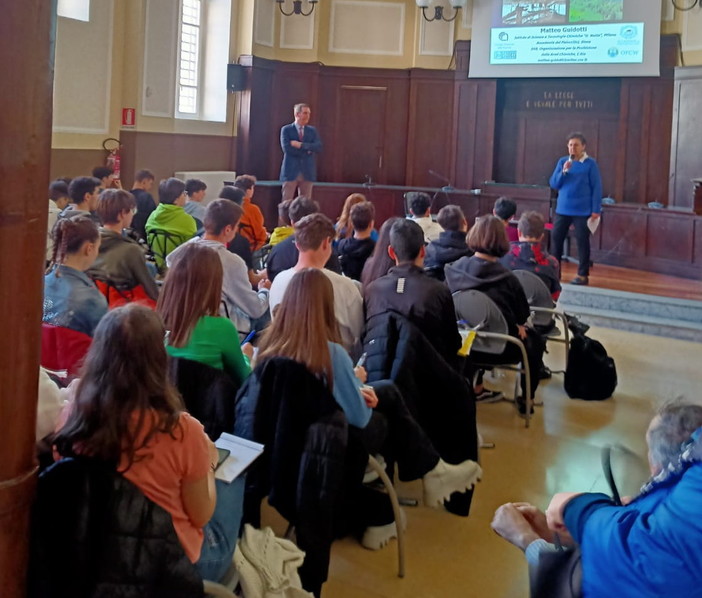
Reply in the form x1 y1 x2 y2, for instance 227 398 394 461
298 126 304 141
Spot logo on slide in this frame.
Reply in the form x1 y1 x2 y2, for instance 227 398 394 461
498 32 509 41
620 25 637 39
608 47 619 58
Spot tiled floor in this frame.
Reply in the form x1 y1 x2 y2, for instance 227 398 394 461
263 325 702 597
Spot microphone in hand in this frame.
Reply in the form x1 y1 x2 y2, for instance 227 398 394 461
563 154 575 173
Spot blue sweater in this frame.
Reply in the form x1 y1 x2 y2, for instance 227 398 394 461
549 156 603 217
328 341 371 428
563 462 702 598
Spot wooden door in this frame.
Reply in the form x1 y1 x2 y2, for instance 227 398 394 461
334 86 387 184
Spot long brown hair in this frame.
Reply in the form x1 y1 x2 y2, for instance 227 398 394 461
156 243 224 347
48 215 100 273
336 193 367 239
257 268 341 389
53 304 184 470
361 216 401 290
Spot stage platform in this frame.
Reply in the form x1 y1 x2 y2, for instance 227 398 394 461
558 262 702 342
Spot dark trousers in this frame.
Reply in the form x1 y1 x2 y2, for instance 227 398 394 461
469 328 545 400
550 214 591 277
361 380 441 482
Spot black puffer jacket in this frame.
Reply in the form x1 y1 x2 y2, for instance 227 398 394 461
362 311 478 514
235 357 364 597
424 230 472 280
29 457 203 598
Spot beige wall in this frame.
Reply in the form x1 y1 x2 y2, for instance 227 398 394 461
51 0 702 154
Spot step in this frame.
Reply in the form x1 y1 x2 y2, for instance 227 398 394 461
557 289 702 343
558 285 702 326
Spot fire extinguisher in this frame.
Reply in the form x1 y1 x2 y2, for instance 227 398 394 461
102 137 122 182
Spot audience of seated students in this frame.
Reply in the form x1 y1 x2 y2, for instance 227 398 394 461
158 243 252 386
493 196 519 243
338 201 376 281
364 219 461 366
266 196 341 282
47 180 70 262
88 189 159 303
269 199 294 246
43 216 108 337
269 213 363 355
501 210 561 301
492 400 702 598
145 177 197 269
360 216 401 291
445 215 546 415
218 185 265 288
183 178 207 229
129 169 157 240
53 304 245 583
233 175 268 252
59 176 102 224
407 192 443 243
335 193 379 243
424 204 472 281
256 269 482 543
166 199 270 339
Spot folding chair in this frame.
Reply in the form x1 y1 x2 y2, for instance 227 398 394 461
512 270 570 370
146 228 186 273
452 289 533 428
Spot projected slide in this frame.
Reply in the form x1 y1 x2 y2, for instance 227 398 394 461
491 1 643 65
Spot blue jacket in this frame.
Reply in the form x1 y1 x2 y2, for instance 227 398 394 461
564 453 702 597
279 122 322 182
43 265 108 336
549 156 602 217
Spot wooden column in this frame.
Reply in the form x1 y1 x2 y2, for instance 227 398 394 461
0 2 55 596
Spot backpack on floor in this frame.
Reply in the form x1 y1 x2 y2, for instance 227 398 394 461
564 331 617 401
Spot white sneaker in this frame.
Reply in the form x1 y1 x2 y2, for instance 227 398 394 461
361 508 407 550
422 459 482 508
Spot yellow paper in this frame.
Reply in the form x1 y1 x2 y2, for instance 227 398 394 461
458 330 476 356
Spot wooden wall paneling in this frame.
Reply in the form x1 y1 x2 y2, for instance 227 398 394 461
594 116 619 199
50 149 105 181
646 211 694 262
645 81 674 205
453 80 496 190
694 220 702 266
237 56 275 179
598 206 648 257
668 66 702 209
406 70 455 188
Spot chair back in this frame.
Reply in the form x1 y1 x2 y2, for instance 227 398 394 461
168 357 240 441
146 228 185 272
452 289 509 354
91 275 157 310
512 269 555 328
40 323 92 378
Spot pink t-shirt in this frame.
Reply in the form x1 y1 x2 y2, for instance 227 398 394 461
57 403 211 563
120 412 211 562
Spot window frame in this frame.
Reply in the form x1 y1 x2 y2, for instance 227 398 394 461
175 0 206 119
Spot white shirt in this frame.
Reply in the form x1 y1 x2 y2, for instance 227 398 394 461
167 237 269 335
47 199 61 261
409 215 444 243
269 267 363 354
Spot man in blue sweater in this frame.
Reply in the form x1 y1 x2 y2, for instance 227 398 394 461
549 132 602 285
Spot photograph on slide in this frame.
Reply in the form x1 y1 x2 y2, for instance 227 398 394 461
500 1 624 26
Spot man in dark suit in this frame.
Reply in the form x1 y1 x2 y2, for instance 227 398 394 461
279 103 323 202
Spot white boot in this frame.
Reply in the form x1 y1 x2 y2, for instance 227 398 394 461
422 459 482 508
361 508 407 550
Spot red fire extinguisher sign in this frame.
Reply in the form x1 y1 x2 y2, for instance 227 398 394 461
122 108 136 128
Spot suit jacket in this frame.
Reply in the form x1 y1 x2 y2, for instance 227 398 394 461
279 122 323 182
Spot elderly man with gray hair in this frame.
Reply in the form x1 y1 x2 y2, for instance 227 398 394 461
492 400 702 598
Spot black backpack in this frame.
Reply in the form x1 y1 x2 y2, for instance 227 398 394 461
564 328 617 401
